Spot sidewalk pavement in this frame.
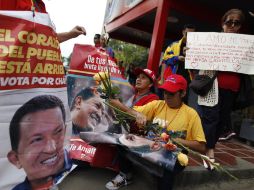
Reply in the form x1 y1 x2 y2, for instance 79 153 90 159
175 138 254 188
59 138 254 190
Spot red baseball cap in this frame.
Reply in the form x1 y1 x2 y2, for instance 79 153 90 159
159 74 187 93
135 68 157 84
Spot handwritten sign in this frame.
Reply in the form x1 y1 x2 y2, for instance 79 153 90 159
185 32 254 74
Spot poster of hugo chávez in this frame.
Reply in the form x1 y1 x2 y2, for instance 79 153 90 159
67 44 135 169
0 11 74 190
67 44 182 175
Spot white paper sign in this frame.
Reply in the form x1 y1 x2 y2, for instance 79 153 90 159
185 32 254 74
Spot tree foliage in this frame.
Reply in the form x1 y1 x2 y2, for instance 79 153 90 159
108 39 148 69
62 53 72 66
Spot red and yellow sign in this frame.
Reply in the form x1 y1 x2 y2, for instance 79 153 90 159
0 14 65 90
69 44 125 79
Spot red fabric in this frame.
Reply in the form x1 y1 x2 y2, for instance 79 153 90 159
217 71 241 92
91 144 119 172
159 74 187 93
0 0 46 12
163 66 172 81
133 93 159 106
135 68 157 84
0 0 16 10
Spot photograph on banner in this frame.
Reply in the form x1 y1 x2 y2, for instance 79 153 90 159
67 44 134 136
0 11 73 190
80 132 180 172
185 32 254 74
66 44 185 174
66 44 136 169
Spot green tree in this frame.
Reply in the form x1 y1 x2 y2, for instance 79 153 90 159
61 53 72 66
108 39 148 69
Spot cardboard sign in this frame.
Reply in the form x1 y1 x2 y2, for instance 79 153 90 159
185 32 254 74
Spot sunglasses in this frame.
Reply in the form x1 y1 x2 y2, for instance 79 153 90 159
224 20 241 27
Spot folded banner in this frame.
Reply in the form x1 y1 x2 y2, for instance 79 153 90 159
67 44 134 134
67 44 135 170
0 11 72 190
80 132 178 172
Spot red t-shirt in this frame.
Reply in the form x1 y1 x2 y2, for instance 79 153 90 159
217 71 241 92
0 0 46 13
133 93 159 106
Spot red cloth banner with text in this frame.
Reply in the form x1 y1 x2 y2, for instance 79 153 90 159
0 11 71 190
69 138 96 162
0 14 65 90
69 44 124 79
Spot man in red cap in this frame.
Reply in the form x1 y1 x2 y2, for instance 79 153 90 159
132 74 206 152
131 68 159 107
107 74 206 190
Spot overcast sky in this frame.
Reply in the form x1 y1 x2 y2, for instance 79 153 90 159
44 0 107 58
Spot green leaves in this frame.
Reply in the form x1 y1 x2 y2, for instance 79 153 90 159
97 71 121 99
108 39 148 69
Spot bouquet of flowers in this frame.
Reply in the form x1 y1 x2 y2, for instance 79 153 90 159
93 71 121 99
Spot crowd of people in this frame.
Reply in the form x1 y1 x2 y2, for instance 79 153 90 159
102 8 252 190
2 1 253 190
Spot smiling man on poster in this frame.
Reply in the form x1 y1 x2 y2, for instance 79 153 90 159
0 5 85 190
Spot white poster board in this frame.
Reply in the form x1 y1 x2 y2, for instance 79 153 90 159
185 32 254 74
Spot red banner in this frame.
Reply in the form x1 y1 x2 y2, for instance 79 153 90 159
69 44 125 79
0 14 65 90
69 138 96 162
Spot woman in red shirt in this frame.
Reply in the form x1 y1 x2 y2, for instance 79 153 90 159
199 9 246 170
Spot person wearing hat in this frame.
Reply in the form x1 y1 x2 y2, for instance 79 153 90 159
131 68 159 107
106 74 206 190
125 68 159 135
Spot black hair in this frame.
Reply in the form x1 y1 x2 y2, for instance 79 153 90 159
183 24 196 30
94 34 101 39
70 87 95 111
9 95 66 151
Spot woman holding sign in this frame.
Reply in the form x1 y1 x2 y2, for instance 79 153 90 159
198 9 246 170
